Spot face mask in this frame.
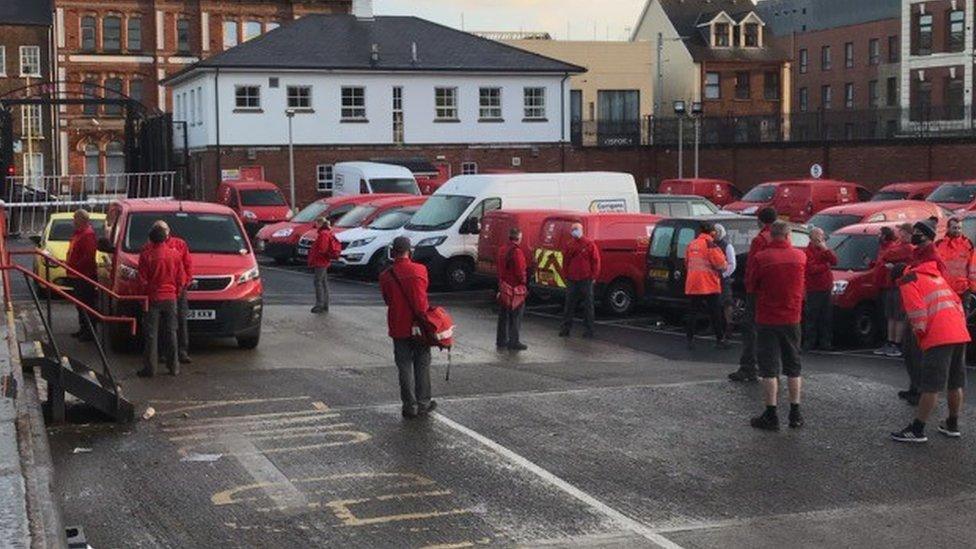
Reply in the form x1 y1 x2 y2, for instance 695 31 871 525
949 227 962 237
911 234 926 246
571 228 583 239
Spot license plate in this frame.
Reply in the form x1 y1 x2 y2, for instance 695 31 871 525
187 309 216 321
298 248 308 256
649 268 670 280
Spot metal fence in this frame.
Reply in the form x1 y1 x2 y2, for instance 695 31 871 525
2 171 176 236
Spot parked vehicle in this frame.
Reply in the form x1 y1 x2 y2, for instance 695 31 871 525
658 178 741 207
531 212 661 316
30 213 108 290
297 195 427 259
332 162 422 196
371 158 451 195
400 172 640 290
645 215 811 321
216 180 292 238
872 181 943 201
722 182 778 215
772 179 870 223
254 195 381 264
476 209 572 280
807 200 948 235
926 181 976 213
97 199 263 351
639 194 721 217
333 204 424 278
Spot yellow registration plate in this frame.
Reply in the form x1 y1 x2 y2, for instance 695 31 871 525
649 268 670 280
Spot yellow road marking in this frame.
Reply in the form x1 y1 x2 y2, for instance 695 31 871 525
178 430 371 457
162 413 341 433
212 472 435 506
160 408 335 429
152 396 312 416
168 423 356 442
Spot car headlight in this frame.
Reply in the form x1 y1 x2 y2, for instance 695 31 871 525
742 206 759 215
832 280 849 296
119 263 139 281
237 266 260 285
286 210 294 219
416 236 447 248
242 210 258 220
956 208 968 214
272 228 294 238
348 237 376 249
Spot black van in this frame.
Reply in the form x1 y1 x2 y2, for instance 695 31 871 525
645 214 810 322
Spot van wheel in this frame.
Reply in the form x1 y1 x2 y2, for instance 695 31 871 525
445 258 473 291
237 332 260 350
603 279 636 316
852 302 880 347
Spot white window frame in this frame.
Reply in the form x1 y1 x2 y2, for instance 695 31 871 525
316 164 335 192
461 162 478 175
0 47 5 77
287 85 312 109
234 85 261 110
243 21 261 42
189 89 197 126
21 105 42 136
479 87 502 120
196 86 203 124
176 93 184 121
19 46 41 77
22 152 43 179
523 87 547 120
341 86 366 120
704 72 721 100
435 87 458 121
223 20 239 50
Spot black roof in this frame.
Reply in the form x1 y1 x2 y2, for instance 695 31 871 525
756 0 901 35
659 0 789 63
172 14 584 79
0 0 52 26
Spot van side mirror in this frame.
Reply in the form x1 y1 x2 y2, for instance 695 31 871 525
461 218 481 235
28 235 42 247
96 237 115 254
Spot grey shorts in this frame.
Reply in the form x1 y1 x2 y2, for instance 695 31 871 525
757 324 802 378
919 343 967 393
884 288 904 320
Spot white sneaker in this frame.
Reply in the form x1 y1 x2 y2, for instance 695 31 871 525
873 343 890 355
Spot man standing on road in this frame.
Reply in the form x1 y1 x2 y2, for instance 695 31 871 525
891 225 971 443
684 221 729 350
935 217 976 312
559 222 601 339
714 224 737 329
66 209 99 342
748 221 807 431
380 237 436 419
156 221 193 364
137 224 185 378
729 207 778 382
497 227 529 351
308 218 341 314
873 224 914 358
802 227 837 352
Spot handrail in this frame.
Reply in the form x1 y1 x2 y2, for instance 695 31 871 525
9 249 149 312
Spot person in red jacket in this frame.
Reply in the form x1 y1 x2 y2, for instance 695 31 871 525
683 221 729 350
730 207 778 382
935 217 976 304
137 224 186 378
802 227 838 352
559 222 601 338
308 218 341 314
66 209 99 342
872 223 915 358
891 231 971 443
496 227 529 351
153 221 193 364
747 221 808 431
379 236 436 419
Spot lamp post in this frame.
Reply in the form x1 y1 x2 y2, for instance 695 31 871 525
691 102 703 178
285 108 296 212
673 100 686 179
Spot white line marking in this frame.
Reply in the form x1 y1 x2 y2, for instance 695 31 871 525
432 413 685 549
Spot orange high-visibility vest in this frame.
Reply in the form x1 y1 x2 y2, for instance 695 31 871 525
684 234 727 296
899 261 971 351
935 235 976 294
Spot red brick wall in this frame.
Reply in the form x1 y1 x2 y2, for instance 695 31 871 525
0 23 56 177
700 61 785 117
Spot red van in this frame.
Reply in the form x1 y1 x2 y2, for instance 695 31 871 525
531 212 661 316
98 199 263 350
771 179 871 223
659 178 741 207
475 209 572 279
872 181 943 201
807 200 948 235
255 194 382 264
296 195 427 260
722 182 778 215
216 180 292 238
926 181 976 213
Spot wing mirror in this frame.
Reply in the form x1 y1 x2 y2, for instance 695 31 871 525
28 235 42 247
96 237 115 254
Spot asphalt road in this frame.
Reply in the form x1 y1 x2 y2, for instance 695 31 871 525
24 259 976 548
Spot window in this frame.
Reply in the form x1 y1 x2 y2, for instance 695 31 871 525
21 105 41 135
734 71 750 100
19 46 40 77
393 86 404 144
888 35 899 62
868 80 879 108
799 48 808 74
223 21 239 49
129 80 143 105
523 87 546 120
704 72 721 99
598 90 639 126
341 87 366 119
266 22 280 32
316 164 334 192
915 81 932 119
81 16 96 52
126 17 142 51
176 94 184 121
105 142 125 180
869 38 879 65
917 14 933 55
744 23 759 47
479 87 502 120
798 87 809 112
462 162 478 175
948 10 965 52
195 86 203 124
763 71 780 100
189 89 196 125
844 83 854 109
103 16 121 52
886 77 897 107
821 85 832 109
104 78 123 115
287 85 312 109
435 87 458 120
821 45 831 70
84 144 100 181
83 79 98 115
844 42 854 68
177 19 191 53
945 77 964 119
244 21 261 42
234 85 260 109
0 47 5 76
714 23 729 47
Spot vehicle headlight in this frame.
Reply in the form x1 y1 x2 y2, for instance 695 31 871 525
119 263 138 281
237 266 260 285
286 210 294 219
242 210 258 220
348 237 376 249
742 206 759 215
416 236 447 247
956 208 968 214
272 228 294 238
832 280 849 296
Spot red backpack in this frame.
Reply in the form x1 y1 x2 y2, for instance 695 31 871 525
389 269 455 350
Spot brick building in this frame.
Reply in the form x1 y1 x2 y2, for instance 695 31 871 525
52 0 351 177
0 0 55 183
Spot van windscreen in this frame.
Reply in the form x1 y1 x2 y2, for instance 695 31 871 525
928 184 976 204
240 189 287 206
124 212 248 254
741 185 776 202
370 178 420 195
871 191 908 201
828 233 878 271
406 195 475 231
49 219 106 242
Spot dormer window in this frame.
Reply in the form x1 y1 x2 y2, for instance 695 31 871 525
714 23 730 47
744 23 760 47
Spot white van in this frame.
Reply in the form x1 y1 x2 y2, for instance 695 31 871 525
332 162 422 196
400 172 639 289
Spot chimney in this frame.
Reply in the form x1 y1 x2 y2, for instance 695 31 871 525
353 0 374 19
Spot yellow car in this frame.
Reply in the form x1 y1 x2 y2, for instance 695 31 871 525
31 213 108 290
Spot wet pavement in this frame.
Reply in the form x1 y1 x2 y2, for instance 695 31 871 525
25 261 976 548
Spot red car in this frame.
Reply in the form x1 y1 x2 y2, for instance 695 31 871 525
296 195 427 260
926 181 976 214
807 200 948 235
98 199 263 350
659 178 741 207
531 212 661 316
771 179 871 223
216 180 292 238
255 195 381 264
872 181 943 201
475 209 572 279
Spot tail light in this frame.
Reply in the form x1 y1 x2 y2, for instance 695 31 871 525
6 165 14 177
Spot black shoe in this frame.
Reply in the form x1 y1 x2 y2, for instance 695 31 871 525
418 401 438 415
897 390 917 401
891 425 927 443
509 343 528 351
311 307 322 314
750 413 780 431
715 340 733 350
496 344 508 351
729 370 758 382
402 407 419 419
136 369 154 378
170 366 180 376
938 422 961 438
179 355 192 365
558 329 570 338
789 410 805 429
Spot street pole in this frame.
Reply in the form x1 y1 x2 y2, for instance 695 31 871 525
655 33 663 116
677 117 683 179
694 116 700 178
286 109 296 211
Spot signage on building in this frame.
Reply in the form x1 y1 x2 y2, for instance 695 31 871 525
221 169 241 182
810 163 824 179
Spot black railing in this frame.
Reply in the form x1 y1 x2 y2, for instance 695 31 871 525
570 119 652 147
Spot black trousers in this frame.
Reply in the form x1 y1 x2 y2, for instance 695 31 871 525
70 278 99 336
802 290 833 350
685 294 725 342
903 329 923 393
394 338 432 412
177 288 190 359
561 280 595 334
144 300 178 375
497 304 525 348
738 295 757 373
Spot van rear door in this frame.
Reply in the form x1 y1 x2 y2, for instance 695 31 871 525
773 183 812 221
534 217 577 289
646 221 695 299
